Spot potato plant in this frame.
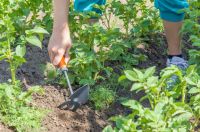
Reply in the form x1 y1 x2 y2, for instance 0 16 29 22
181 0 200 73
0 0 199 131
60 1 160 86
104 65 200 131
0 0 49 131
0 1 49 84
0 18 48 84
112 0 162 38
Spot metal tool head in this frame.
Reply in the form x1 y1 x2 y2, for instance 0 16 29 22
58 85 89 111
69 85 90 105
57 57 90 111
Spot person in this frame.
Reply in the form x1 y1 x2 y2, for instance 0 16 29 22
48 0 189 70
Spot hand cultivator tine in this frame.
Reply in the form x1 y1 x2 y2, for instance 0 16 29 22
57 100 80 111
57 101 70 110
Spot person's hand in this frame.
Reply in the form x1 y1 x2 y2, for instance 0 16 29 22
48 27 72 67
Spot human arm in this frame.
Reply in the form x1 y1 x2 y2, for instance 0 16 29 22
48 0 71 66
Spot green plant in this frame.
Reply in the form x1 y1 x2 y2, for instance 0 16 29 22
41 62 58 81
112 0 141 37
104 65 200 131
67 11 147 85
0 1 49 84
112 0 162 38
0 0 52 32
59 0 163 86
181 0 200 72
69 18 130 85
90 86 116 110
94 2 114 30
0 1 50 131
0 83 47 132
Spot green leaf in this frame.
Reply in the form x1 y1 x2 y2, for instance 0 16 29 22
13 55 26 64
147 76 158 87
133 68 144 80
185 77 196 85
186 65 196 76
118 75 126 82
26 27 49 35
144 109 157 121
188 87 200 94
154 101 167 116
139 95 148 103
121 100 143 112
26 36 42 49
131 83 143 91
16 45 26 57
193 41 200 47
172 110 192 122
103 125 115 132
0 55 6 61
144 66 156 79
5 86 14 100
161 66 180 79
124 70 138 81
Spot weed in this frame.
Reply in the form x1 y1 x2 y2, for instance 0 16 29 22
0 83 47 132
181 0 200 72
0 1 49 131
90 86 116 110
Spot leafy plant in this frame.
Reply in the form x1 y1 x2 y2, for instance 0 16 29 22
181 0 200 72
67 2 151 85
90 86 116 110
69 17 126 85
0 1 49 84
111 0 162 38
0 83 47 132
0 0 52 32
104 65 200 131
0 1 50 131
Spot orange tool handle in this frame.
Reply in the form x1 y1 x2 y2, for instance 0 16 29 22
58 57 67 68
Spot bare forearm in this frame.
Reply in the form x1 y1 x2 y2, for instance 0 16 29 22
52 0 70 31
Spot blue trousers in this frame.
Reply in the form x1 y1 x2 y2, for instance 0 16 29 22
74 0 189 22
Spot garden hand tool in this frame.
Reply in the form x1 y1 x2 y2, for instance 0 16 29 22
57 57 89 111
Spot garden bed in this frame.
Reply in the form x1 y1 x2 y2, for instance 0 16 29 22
0 35 167 131
0 38 125 132
1 0 199 130
1 28 197 131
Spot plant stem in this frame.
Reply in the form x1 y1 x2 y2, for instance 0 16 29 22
6 28 16 85
94 72 99 81
148 95 154 109
193 117 200 130
104 10 111 30
10 63 16 85
181 81 186 103
125 24 129 37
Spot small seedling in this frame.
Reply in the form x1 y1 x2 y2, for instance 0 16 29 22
90 86 116 110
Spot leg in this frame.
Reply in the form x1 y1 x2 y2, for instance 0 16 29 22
155 0 189 56
163 20 182 55
155 0 189 88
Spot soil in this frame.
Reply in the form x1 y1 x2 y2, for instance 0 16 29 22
33 86 108 132
0 37 129 132
0 33 193 131
0 123 12 132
